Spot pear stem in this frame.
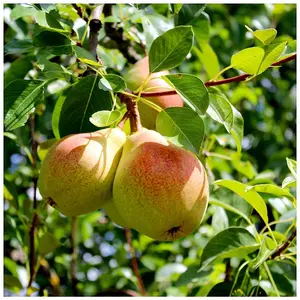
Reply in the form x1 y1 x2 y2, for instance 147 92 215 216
119 93 142 133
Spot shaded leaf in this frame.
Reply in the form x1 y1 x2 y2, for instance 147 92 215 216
4 39 34 55
200 227 259 270
156 107 205 155
39 232 60 256
4 80 47 131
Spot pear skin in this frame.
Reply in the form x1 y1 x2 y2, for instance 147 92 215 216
38 128 126 216
112 129 209 241
102 200 128 228
124 56 183 129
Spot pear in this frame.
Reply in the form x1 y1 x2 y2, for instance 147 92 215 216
112 129 209 241
38 128 126 216
124 56 183 129
102 200 128 227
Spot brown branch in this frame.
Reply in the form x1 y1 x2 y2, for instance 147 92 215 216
124 228 147 296
70 216 78 296
28 114 39 289
119 94 142 133
140 53 296 97
88 6 102 60
271 228 296 259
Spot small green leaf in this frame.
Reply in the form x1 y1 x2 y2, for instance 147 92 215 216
246 184 295 202
39 232 60 256
251 234 277 270
286 158 296 179
73 45 100 66
4 56 33 87
4 275 23 290
149 26 194 73
257 42 287 75
175 4 207 25
35 11 68 33
172 4 183 14
207 88 244 152
282 176 296 188
105 74 126 92
89 110 122 127
4 80 47 131
156 107 205 155
231 153 256 180
190 13 210 45
37 57 72 81
276 40 296 61
231 47 265 74
10 4 37 20
162 74 209 115
4 39 34 55
200 227 259 270
245 26 277 45
214 180 269 225
98 77 112 91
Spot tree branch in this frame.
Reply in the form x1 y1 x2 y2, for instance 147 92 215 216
28 114 38 289
140 53 296 98
271 228 296 259
70 216 78 296
119 94 142 133
88 6 102 60
124 228 147 296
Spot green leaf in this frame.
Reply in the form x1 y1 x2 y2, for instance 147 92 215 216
275 210 296 234
162 74 209 115
248 286 267 297
142 14 173 51
53 75 113 137
207 88 244 152
4 39 34 55
73 45 100 66
106 74 126 92
214 180 269 225
271 271 294 295
277 40 296 61
207 282 233 296
149 26 194 73
231 153 256 180
246 184 295 202
35 11 68 33
286 158 296 179
200 227 259 270
4 80 47 131
194 44 220 78
37 57 72 81
190 13 210 45
4 275 23 290
251 234 277 270
156 107 205 155
52 87 70 139
268 261 296 281
89 110 122 127
257 42 287 74
39 232 60 256
37 138 57 161
176 266 211 286
282 176 296 188
245 26 277 45
10 4 37 20
231 47 265 74
175 4 207 25
4 56 33 87
33 30 73 55
172 4 183 14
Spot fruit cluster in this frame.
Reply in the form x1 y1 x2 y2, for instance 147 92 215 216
38 58 209 241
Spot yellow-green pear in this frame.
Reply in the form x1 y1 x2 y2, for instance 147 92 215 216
38 128 126 216
102 200 128 227
124 56 183 129
112 129 209 241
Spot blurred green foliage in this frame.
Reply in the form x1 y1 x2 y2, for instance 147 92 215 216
3 3 296 297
